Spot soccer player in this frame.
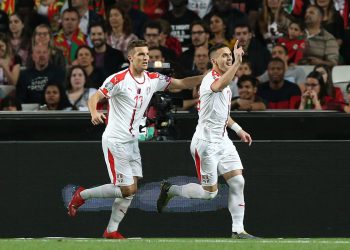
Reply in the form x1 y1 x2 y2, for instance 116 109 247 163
157 41 257 239
67 40 203 239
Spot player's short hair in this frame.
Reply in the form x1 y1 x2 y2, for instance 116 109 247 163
209 43 228 60
237 75 259 88
127 40 148 55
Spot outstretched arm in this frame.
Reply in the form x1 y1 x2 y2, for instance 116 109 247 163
168 74 204 91
211 40 244 92
227 116 252 146
88 91 106 125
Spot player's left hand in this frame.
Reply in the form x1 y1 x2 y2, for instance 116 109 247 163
237 130 252 146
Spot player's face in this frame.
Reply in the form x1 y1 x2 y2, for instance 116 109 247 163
129 46 149 72
238 80 256 100
212 47 232 73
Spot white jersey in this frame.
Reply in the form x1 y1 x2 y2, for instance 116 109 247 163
193 69 232 142
99 68 171 142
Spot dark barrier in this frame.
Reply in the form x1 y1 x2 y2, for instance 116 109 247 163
0 141 349 238
0 111 350 141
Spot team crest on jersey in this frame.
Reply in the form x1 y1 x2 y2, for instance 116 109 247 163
105 82 115 92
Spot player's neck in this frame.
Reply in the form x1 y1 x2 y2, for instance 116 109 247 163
129 67 144 78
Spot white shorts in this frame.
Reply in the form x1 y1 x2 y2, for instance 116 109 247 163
102 135 142 186
190 136 243 186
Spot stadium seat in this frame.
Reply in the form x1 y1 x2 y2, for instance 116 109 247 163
295 65 315 77
332 65 350 101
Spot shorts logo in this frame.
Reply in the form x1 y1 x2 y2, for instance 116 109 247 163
117 174 124 183
201 175 210 184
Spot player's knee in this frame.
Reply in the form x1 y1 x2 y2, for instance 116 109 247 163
203 189 218 200
120 186 137 197
228 175 245 191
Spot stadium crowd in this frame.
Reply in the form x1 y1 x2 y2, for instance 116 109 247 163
0 0 349 113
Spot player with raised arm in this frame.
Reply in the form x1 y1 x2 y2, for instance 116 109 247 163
67 40 203 239
157 41 257 239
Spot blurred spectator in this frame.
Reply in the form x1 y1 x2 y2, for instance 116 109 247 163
232 22 271 77
70 0 103 35
179 20 210 72
0 10 9 33
231 75 266 111
0 95 22 111
231 0 262 33
344 83 350 113
15 0 49 34
74 45 106 89
89 22 125 77
313 64 345 103
256 0 293 49
277 19 306 64
28 24 66 71
208 12 234 49
149 46 165 63
257 57 301 109
158 18 182 58
16 43 65 104
187 0 212 18
143 20 177 62
54 8 87 65
163 0 200 49
8 13 30 67
0 33 20 85
230 58 253 97
192 46 209 75
66 65 97 111
315 0 345 46
41 82 71 110
298 5 339 66
117 0 149 38
132 0 169 19
258 44 306 85
106 4 138 59
204 0 248 39
36 0 64 33
298 70 344 111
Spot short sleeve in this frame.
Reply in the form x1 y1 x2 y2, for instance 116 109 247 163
99 73 121 98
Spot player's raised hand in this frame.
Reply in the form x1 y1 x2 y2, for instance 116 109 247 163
91 112 106 125
233 40 244 64
237 129 252 146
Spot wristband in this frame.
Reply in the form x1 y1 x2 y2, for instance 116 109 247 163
230 123 242 134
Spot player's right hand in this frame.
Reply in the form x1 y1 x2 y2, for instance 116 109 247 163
233 40 244 64
91 112 106 125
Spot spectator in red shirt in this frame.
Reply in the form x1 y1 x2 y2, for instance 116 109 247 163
278 19 305 64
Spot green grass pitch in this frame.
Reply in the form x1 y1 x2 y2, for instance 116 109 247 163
1 238 350 250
